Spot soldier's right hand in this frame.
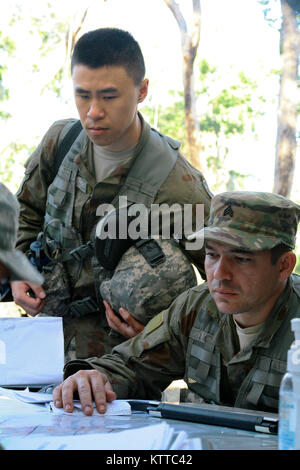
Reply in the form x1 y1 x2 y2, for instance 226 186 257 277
52 369 116 416
11 280 46 316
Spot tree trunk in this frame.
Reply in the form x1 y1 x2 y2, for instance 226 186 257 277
164 0 203 170
273 0 299 197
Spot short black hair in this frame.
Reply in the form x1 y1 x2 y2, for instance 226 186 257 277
71 28 146 85
270 243 292 265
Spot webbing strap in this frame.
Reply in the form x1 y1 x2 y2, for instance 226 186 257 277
112 126 179 209
68 296 99 318
135 239 166 267
54 120 82 176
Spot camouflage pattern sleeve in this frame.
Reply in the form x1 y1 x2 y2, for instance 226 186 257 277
15 119 74 252
157 153 213 277
65 287 199 400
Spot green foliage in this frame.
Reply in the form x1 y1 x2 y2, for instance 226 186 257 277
144 58 267 193
28 5 70 96
30 13 68 58
0 142 36 189
0 31 16 121
198 59 266 191
0 32 16 55
143 94 188 152
0 3 74 186
47 66 65 98
8 3 71 97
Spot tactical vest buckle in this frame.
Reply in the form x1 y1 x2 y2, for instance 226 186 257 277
135 238 166 267
69 241 94 262
68 296 99 318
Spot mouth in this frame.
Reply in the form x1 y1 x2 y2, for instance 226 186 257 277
213 289 237 297
88 127 109 135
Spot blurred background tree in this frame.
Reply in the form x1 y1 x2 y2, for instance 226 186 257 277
143 59 266 193
163 0 203 170
260 0 300 198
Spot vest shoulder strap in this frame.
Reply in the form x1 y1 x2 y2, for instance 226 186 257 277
115 127 180 208
54 119 82 177
52 120 180 211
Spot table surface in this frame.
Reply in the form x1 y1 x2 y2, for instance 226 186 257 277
0 393 279 451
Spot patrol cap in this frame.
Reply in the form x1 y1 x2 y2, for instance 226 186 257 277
188 191 300 251
0 183 44 284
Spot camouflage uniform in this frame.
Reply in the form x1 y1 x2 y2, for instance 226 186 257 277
16 114 212 360
63 192 300 412
0 183 43 288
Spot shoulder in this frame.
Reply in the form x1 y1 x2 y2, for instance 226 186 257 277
140 117 213 211
24 118 79 173
162 282 211 336
41 118 80 147
157 152 213 209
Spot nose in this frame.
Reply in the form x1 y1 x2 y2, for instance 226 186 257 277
213 256 233 281
87 99 105 119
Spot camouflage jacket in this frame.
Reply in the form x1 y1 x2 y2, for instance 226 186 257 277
16 114 212 271
16 114 212 359
64 274 300 412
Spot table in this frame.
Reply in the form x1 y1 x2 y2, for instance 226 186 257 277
0 392 279 451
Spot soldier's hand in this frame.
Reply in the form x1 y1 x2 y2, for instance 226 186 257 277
52 369 116 416
104 300 145 339
11 280 46 316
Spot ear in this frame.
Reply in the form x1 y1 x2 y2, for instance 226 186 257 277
137 78 149 104
277 251 297 281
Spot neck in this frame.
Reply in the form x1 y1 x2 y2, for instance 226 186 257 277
103 112 141 153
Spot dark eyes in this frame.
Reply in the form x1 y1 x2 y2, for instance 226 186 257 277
235 256 252 263
76 94 117 100
205 252 252 263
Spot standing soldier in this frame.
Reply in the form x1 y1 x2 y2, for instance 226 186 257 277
11 28 212 361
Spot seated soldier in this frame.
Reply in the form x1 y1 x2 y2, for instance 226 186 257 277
53 191 300 415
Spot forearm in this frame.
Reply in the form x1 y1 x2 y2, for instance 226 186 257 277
63 356 140 398
64 292 192 400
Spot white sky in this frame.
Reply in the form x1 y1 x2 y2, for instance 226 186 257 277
0 0 298 199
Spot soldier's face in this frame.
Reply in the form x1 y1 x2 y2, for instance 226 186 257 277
205 241 286 326
72 64 148 151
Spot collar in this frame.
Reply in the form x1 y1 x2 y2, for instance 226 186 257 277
73 113 150 189
207 277 294 362
253 277 293 348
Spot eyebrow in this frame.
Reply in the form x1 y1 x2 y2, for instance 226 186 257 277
74 86 118 95
204 242 255 256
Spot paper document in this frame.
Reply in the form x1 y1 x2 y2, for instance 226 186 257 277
0 317 64 386
13 390 53 404
0 387 131 417
1 422 202 450
47 399 131 416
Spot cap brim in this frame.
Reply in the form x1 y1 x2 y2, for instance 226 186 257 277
188 227 281 251
0 249 44 285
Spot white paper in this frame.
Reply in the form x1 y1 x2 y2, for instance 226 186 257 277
13 390 53 404
1 387 131 416
47 399 131 416
0 317 64 386
1 422 202 450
